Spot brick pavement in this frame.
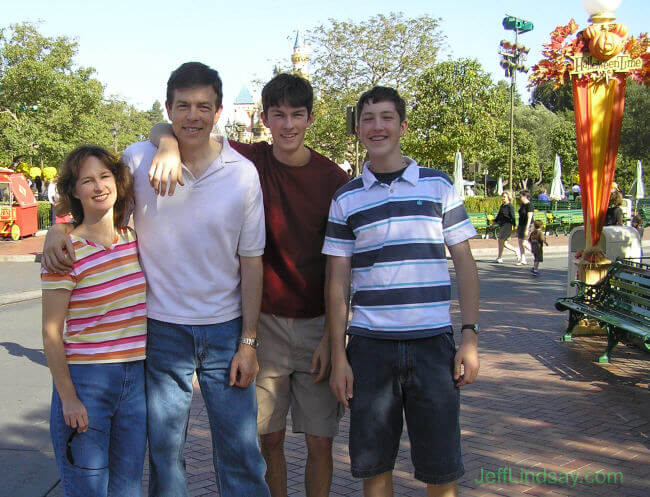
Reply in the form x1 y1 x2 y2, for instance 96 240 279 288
132 261 648 497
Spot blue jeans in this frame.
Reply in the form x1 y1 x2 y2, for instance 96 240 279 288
347 334 464 485
50 361 147 497
146 318 269 497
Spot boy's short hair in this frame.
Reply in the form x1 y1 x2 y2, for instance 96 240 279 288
57 145 133 227
533 220 543 229
167 62 223 108
262 73 313 114
519 190 530 200
356 86 406 123
632 214 642 225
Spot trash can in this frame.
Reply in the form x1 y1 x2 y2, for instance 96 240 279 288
566 225 642 297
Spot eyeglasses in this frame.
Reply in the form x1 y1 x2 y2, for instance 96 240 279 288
66 427 109 470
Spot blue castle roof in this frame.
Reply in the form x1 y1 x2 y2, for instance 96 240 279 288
234 86 254 105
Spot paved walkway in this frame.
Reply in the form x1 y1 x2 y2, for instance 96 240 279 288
2 234 648 497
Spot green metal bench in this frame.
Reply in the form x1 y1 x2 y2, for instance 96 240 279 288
532 210 547 233
468 212 490 238
555 209 584 234
555 259 650 363
545 211 563 236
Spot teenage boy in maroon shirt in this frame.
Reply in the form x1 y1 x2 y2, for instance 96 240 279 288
149 73 350 497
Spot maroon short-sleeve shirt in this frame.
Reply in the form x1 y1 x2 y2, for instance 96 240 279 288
231 140 349 318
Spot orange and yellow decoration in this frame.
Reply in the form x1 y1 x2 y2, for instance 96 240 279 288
530 11 649 251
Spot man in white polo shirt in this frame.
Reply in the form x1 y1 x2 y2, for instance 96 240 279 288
41 62 270 497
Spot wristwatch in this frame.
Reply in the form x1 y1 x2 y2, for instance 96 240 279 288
461 324 479 335
239 337 260 349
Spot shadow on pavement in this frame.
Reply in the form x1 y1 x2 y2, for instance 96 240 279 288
0 341 47 367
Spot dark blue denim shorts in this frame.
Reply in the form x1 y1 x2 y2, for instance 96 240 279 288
346 333 464 485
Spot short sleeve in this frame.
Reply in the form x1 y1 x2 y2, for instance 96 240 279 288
322 198 355 257
441 181 476 246
237 170 265 257
41 269 76 291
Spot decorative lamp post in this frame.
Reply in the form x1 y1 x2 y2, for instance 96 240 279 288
530 0 649 261
500 15 534 191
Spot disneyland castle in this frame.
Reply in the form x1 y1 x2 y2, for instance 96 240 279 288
223 30 310 143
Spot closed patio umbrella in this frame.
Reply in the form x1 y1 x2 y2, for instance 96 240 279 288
453 150 464 200
550 154 566 201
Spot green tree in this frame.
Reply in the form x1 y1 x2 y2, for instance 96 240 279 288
620 81 650 165
530 82 574 113
308 12 445 97
403 59 506 171
0 23 105 165
550 115 578 187
0 23 165 168
303 12 446 168
145 100 165 125
514 103 563 186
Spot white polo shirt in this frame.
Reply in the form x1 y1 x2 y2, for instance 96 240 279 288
122 138 265 325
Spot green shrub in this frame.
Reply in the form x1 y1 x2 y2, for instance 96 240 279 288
463 196 505 214
37 201 52 230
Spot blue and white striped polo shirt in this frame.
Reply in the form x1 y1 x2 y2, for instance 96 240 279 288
322 158 476 339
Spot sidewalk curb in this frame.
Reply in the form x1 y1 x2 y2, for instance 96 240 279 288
0 289 41 306
0 254 41 262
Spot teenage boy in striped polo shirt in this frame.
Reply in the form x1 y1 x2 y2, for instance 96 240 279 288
323 86 480 497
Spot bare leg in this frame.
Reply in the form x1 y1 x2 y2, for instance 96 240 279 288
363 471 393 497
260 430 287 497
497 238 505 259
304 434 333 497
503 240 519 256
427 481 458 497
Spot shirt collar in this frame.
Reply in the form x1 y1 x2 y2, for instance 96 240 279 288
360 156 419 190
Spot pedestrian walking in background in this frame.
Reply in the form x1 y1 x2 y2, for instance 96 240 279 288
516 190 534 265
528 220 548 276
494 191 518 263
604 191 624 226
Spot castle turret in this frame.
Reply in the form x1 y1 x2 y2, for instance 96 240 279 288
291 29 310 80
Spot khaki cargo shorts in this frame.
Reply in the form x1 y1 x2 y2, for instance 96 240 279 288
256 313 343 437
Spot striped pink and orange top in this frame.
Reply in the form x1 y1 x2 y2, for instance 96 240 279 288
41 227 147 364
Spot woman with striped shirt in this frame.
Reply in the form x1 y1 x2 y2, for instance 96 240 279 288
41 146 147 497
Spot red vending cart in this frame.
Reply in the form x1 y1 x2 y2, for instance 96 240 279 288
0 167 38 240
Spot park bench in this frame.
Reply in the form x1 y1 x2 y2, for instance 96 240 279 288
555 209 584 234
544 211 564 236
555 259 650 363
532 210 547 233
486 213 499 239
468 212 490 238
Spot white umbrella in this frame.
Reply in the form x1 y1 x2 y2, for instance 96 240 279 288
497 176 503 195
629 160 645 200
550 154 566 200
453 151 464 199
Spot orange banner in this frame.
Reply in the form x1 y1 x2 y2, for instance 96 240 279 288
572 76 626 248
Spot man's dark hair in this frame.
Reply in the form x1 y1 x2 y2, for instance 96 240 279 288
356 86 406 123
262 73 313 114
519 190 531 200
166 62 223 108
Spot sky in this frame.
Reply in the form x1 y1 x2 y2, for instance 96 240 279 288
5 0 649 119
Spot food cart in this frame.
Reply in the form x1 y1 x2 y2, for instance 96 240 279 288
0 167 38 240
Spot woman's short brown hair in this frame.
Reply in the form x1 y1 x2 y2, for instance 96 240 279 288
57 145 133 227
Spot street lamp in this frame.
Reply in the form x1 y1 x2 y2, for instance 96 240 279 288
499 15 534 192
